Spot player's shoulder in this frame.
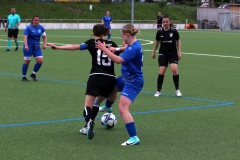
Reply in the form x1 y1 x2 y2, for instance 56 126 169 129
103 40 118 47
157 28 163 33
170 27 179 32
86 38 96 43
26 24 32 28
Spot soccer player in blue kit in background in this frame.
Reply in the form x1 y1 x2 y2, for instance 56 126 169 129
22 15 47 82
96 24 144 146
102 11 112 41
4 8 21 52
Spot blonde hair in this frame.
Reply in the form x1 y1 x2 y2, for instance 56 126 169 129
121 24 139 36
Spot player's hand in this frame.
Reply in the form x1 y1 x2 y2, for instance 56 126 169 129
152 52 156 59
25 45 28 51
95 41 106 50
42 45 46 49
47 43 58 50
178 52 182 60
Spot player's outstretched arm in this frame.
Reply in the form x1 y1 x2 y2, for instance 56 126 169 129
47 43 80 50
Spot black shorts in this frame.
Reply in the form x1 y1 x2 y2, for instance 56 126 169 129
158 54 178 67
86 75 116 98
157 24 162 28
8 29 19 38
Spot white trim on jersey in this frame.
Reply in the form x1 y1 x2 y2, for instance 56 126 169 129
89 73 116 77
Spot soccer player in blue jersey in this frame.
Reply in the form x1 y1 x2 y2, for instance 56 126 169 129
4 8 21 52
102 11 112 41
96 24 144 146
22 15 47 82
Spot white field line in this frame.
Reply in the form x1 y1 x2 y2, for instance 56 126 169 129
1 36 239 59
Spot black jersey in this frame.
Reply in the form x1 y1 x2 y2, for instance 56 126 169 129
156 27 180 55
84 38 118 77
156 15 163 25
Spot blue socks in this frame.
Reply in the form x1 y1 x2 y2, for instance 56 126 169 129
125 122 137 137
105 99 114 108
22 62 42 77
108 34 111 40
22 63 29 77
33 62 42 73
7 40 11 49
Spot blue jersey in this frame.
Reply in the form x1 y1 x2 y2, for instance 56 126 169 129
120 40 143 83
102 16 112 28
24 24 45 47
7 14 21 29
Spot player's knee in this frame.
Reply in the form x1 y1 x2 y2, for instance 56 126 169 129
36 58 43 64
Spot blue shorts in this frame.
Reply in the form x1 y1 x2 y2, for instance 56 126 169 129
115 76 144 102
22 45 43 59
105 25 111 30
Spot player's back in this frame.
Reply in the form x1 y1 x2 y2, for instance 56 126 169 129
85 39 118 77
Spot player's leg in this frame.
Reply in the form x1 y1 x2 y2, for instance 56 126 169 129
80 96 105 135
81 76 101 139
169 55 182 96
13 29 19 51
31 49 43 81
84 95 96 140
100 87 118 113
154 55 167 97
108 26 111 40
120 82 143 146
6 29 12 51
100 76 123 112
22 47 32 82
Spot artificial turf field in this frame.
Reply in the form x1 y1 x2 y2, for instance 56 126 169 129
0 29 240 160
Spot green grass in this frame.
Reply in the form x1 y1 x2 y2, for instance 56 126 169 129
0 29 240 160
0 0 197 23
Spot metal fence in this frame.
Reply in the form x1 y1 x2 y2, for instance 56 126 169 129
21 19 181 24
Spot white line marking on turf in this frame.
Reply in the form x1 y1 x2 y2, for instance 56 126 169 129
141 50 240 59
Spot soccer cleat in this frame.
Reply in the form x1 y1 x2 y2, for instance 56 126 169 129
154 91 161 97
108 39 111 41
99 105 112 113
30 73 37 81
15 47 18 51
87 120 94 140
22 77 29 82
121 136 140 146
5 49 10 52
175 89 182 97
79 127 87 135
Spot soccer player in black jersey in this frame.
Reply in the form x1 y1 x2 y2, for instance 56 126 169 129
154 12 163 30
47 24 120 140
151 14 182 97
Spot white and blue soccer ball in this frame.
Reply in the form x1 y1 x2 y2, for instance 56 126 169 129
100 113 117 129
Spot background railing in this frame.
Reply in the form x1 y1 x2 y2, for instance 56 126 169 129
21 19 181 24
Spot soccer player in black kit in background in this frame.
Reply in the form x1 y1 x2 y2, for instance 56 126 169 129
151 14 182 97
47 24 120 140
154 12 163 30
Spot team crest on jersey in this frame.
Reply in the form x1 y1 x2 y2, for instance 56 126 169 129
38 29 41 33
169 32 173 37
128 47 132 50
